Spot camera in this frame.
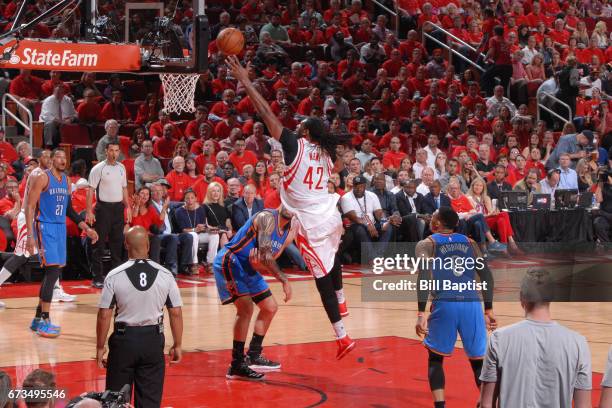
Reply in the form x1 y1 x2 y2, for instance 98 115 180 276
66 385 130 408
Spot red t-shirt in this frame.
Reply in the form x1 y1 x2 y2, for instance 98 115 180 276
0 141 18 163
8 74 43 99
100 102 132 122
166 170 194 202
263 189 281 208
382 150 407 170
489 36 512 65
153 138 177 158
450 195 474 213
229 150 258 175
130 206 162 232
77 102 101 123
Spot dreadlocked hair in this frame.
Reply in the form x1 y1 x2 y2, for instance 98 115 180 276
302 116 349 162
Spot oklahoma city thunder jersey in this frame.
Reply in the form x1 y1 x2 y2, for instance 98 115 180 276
223 209 289 274
35 170 69 266
37 170 69 223
430 233 479 301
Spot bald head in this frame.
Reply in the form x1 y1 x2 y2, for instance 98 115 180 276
74 398 103 408
125 226 150 258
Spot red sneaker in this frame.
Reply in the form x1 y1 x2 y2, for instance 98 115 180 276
336 335 356 360
338 301 349 317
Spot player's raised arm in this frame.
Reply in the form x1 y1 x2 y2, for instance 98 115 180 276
226 55 283 141
24 171 47 256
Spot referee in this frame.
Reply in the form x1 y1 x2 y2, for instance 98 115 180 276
96 226 183 408
87 141 131 288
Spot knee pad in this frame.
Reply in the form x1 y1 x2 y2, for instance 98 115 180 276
315 274 341 323
39 266 61 303
2 254 28 275
428 351 445 391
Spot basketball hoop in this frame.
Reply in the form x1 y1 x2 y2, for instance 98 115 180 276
159 72 200 114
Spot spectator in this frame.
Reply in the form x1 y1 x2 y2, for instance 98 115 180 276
360 37 386 65
257 32 289 65
174 189 218 273
202 181 233 248
134 93 161 126
153 124 179 159
340 176 398 263
546 130 593 169
422 179 451 214
73 72 102 100
539 168 561 198
11 141 30 181
230 184 264 231
76 89 102 123
370 172 399 221
264 173 282 208
487 165 513 199
447 179 506 253
166 156 193 202
134 140 164 190
476 144 496 178
421 105 449 139
363 157 394 190
95 120 125 162
224 177 242 208
396 179 427 242
150 110 183 140
245 122 271 160
229 138 258 175
486 85 517 120
324 88 351 120
41 71 70 97
185 105 211 141
480 269 592 408
413 149 429 179
211 66 236 98
8 69 43 135
467 178 520 253
21 369 56 408
557 153 579 190
100 90 132 122
594 168 612 243
556 56 580 118
103 74 126 101
259 12 290 43
382 137 407 173
39 84 77 148
417 167 435 196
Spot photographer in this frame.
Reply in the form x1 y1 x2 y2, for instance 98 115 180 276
594 168 612 243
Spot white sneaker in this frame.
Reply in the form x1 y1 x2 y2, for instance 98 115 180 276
0 300 5 308
52 286 77 303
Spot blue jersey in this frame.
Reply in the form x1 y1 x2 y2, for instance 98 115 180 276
223 209 290 274
430 233 479 300
37 170 69 224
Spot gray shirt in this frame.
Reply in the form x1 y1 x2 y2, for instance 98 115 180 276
134 154 164 190
603 346 612 388
480 319 592 408
99 259 182 326
88 160 127 203
546 134 584 169
96 135 125 162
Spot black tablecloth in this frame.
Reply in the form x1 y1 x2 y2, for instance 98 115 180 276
508 208 593 243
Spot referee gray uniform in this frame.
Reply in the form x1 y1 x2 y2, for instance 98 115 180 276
99 259 182 408
89 159 127 286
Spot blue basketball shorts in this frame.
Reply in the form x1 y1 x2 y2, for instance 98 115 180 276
423 300 487 359
213 248 270 305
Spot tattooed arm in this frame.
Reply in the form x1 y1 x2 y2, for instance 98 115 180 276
251 211 292 301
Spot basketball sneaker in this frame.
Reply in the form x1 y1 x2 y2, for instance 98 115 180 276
338 301 349 317
226 363 265 381
52 285 77 303
246 354 281 370
0 300 5 308
30 317 43 332
36 320 61 338
336 335 356 360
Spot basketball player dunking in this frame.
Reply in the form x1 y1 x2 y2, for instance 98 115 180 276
227 55 355 359
415 207 496 408
23 150 98 337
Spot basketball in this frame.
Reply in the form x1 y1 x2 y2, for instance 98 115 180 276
217 27 245 56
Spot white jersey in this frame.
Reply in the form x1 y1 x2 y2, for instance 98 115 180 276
280 138 339 229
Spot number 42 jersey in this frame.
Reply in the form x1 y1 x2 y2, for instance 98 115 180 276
281 137 340 229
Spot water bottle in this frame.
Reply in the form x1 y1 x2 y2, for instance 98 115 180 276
592 194 599 209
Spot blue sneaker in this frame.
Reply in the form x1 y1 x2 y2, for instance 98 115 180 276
36 320 61 338
488 242 507 253
30 317 43 332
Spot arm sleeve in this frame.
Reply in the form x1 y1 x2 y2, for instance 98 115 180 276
574 336 593 390
98 277 116 308
279 128 299 165
66 196 84 225
165 277 183 308
479 331 499 383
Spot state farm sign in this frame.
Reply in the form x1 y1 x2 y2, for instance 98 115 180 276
0 39 141 72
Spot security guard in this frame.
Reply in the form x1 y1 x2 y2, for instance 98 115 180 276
96 226 183 408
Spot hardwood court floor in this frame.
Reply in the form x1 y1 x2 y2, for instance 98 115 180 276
0 258 610 407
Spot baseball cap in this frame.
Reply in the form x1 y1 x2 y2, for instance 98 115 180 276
581 130 594 145
353 175 367 185
355 107 366 114
157 178 171 188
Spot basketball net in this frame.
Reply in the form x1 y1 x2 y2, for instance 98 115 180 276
159 73 200 114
